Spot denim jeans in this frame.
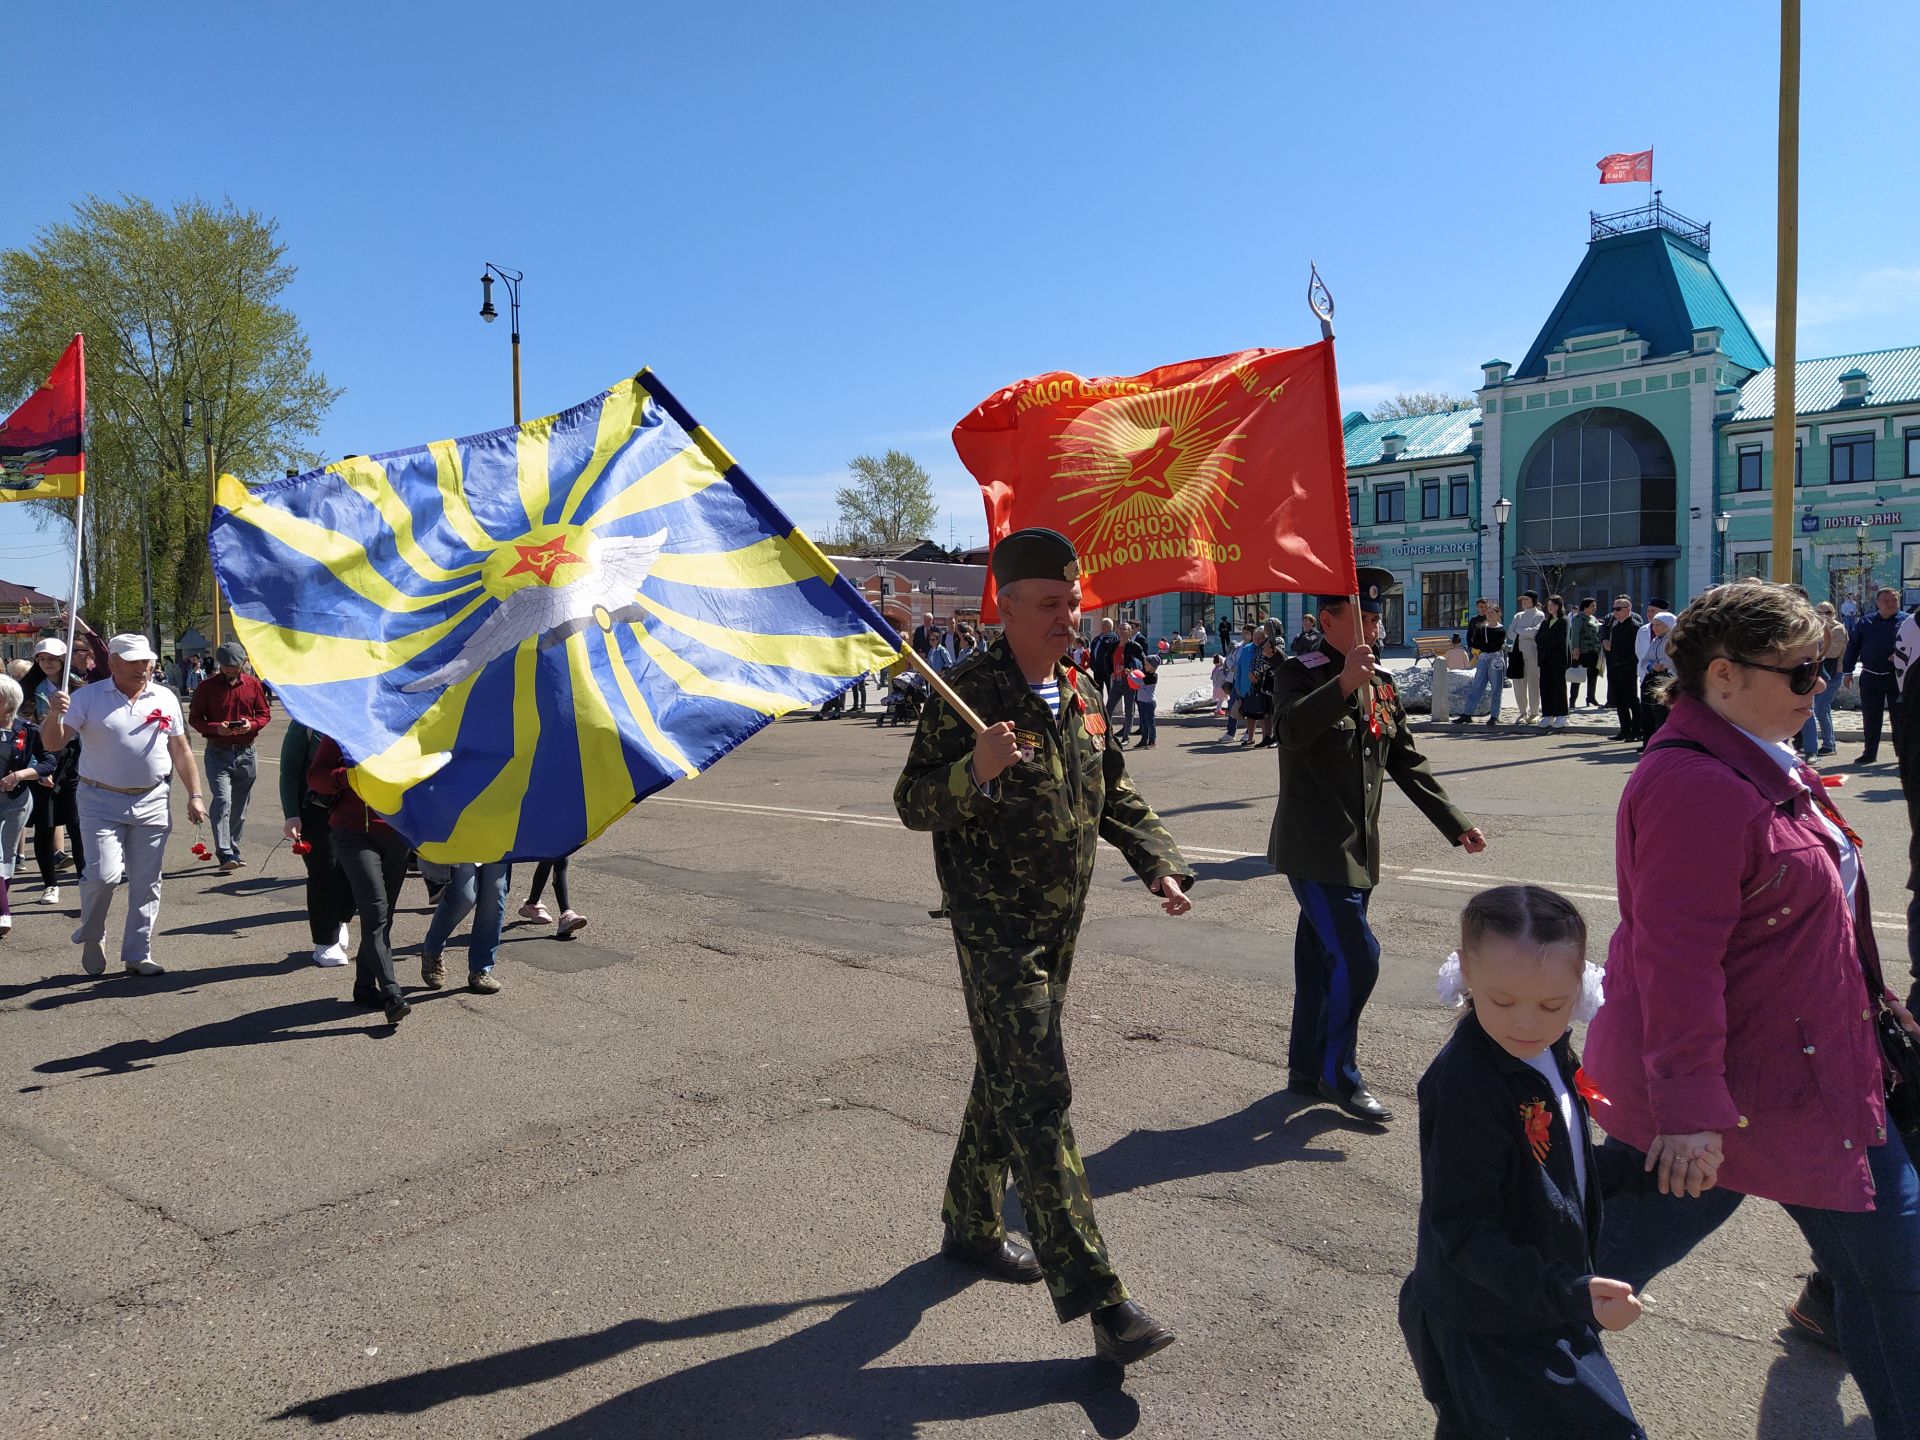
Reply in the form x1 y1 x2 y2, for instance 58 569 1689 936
1137 700 1157 746
1813 674 1838 751
203 744 257 862
1596 1131 1920 1437
1458 654 1506 721
424 861 513 975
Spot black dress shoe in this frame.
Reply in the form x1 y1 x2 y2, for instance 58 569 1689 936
1318 1080 1393 1123
384 997 412 1025
1092 1300 1176 1366
1785 1272 1840 1352
940 1228 1043 1284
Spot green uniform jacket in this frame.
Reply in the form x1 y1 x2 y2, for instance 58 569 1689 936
279 718 321 820
894 637 1194 920
1268 639 1471 889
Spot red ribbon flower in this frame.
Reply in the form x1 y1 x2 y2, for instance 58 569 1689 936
143 709 171 732
1574 1066 1610 1108
1519 1100 1552 1163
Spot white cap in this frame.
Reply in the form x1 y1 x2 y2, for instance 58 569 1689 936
32 637 67 658
108 633 157 662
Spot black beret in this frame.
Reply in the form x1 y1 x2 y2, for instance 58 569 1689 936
990 527 1080 586
1318 565 1397 614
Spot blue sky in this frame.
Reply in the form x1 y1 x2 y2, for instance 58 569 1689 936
6 1 1918 596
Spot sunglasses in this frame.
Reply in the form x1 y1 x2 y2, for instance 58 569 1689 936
1730 656 1822 695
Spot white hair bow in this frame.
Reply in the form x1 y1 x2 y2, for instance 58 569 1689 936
1436 951 1607 1024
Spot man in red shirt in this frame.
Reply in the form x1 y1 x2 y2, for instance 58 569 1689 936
187 642 272 873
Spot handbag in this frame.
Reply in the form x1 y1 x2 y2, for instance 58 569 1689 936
1506 645 1526 680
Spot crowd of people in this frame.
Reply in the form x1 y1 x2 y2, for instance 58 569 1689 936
9 560 1920 1432
1 622 590 1025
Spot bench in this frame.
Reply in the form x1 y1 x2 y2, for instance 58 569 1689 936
1412 636 1454 660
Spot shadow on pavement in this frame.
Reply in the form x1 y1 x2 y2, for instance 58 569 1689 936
1756 1341 1871 1438
1188 856 1272 886
33 995 389 1076
273 1259 1141 1438
1086 1090 1358 1198
23 955 307 1011
162 909 308 937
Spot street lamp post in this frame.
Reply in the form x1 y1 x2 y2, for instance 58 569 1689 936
479 264 525 425
1715 511 1731 584
1492 496 1513 612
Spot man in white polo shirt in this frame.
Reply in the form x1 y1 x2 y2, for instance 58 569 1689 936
40 634 207 976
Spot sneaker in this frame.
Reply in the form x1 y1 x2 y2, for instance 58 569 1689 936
556 910 588 938
420 951 446 990
468 970 502 994
1817 745 1837 756
218 858 240 875
124 958 165 976
77 936 106 975
519 901 554 924
336 923 351 951
39 886 60 905
311 941 348 967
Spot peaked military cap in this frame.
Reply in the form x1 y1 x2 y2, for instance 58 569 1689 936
1318 565 1397 615
991 527 1080 586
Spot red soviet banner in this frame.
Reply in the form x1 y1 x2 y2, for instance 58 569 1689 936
954 343 1355 618
1596 149 1653 184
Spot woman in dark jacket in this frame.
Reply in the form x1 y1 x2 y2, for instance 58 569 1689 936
0 675 56 937
308 735 411 1024
1536 595 1572 730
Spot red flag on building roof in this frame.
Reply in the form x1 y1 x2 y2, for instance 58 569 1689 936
1597 149 1654 184
954 342 1355 619
0 334 85 503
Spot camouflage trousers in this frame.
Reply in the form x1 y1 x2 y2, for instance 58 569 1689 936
942 911 1127 1322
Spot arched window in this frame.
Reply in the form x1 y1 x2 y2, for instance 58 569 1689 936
1517 407 1676 552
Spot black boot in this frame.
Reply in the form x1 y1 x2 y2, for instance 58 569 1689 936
940 1226 1042 1284
1092 1299 1176 1366
1785 1271 1839 1352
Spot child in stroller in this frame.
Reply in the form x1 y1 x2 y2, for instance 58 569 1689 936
876 669 926 726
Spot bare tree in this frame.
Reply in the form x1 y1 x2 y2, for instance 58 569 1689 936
1370 392 1475 420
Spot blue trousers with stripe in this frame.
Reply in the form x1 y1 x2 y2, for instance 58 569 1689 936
1287 879 1381 1092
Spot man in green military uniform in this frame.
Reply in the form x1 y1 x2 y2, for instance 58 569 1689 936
895 526 1194 1367
1269 565 1488 1124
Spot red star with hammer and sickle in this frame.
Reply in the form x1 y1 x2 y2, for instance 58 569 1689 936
504 535 585 585
1122 425 1179 497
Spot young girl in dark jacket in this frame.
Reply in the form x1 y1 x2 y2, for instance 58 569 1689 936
1400 885 1658 1439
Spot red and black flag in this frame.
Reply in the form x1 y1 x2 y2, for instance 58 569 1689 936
1 334 85 502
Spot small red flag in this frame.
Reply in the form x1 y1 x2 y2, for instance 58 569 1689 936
0 334 85 502
955 343 1356 619
1597 149 1654 184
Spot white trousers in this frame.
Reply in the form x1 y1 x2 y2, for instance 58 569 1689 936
73 784 170 968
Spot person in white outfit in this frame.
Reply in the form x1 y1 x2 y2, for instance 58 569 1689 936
1507 591 1545 724
39 634 207 977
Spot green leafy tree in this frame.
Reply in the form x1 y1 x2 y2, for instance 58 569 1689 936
0 195 340 637
833 449 938 549
1370 391 1475 420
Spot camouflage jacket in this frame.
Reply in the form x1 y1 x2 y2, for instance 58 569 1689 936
1268 638 1470 889
894 637 1193 922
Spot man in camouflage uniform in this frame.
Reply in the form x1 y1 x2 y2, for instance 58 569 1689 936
1269 566 1488 1124
895 527 1194 1367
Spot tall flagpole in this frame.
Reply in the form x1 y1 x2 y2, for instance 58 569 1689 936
1771 0 1800 577
60 333 86 690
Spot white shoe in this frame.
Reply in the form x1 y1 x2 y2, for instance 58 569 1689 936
0 914 10 939
123 957 165 976
556 909 588 938
77 935 106 975
40 886 60 905
312 941 348 967
337 923 350 948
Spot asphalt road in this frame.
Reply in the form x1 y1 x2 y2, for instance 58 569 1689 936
1 663 1899 1438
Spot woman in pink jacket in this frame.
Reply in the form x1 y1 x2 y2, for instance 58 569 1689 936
1585 581 1920 1436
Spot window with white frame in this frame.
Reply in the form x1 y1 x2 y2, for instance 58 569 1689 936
1736 445 1762 492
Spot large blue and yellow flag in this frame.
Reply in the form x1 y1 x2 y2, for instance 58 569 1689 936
210 371 904 863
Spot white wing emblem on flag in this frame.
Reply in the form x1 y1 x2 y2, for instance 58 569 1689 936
401 529 669 694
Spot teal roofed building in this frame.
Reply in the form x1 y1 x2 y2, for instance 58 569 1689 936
1120 196 1920 651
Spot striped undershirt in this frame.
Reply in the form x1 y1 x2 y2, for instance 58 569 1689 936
1030 678 1060 717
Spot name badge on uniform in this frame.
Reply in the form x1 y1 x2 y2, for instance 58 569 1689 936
1298 652 1330 669
1014 728 1043 763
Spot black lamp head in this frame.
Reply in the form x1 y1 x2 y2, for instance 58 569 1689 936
479 271 498 323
